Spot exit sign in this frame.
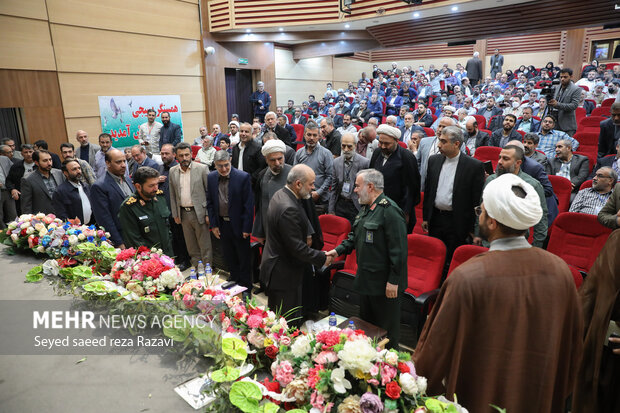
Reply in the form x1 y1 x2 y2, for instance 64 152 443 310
238 58 248 65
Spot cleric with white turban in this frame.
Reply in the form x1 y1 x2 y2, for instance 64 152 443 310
376 124 402 141
261 139 286 157
482 173 543 231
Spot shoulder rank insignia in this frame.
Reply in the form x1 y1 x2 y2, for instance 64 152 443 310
379 199 389 206
126 196 136 205
156 189 163 195
139 199 146 206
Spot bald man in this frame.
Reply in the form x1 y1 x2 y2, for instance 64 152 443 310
75 130 100 170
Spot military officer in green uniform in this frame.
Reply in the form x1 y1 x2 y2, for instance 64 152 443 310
118 166 173 257
327 168 408 348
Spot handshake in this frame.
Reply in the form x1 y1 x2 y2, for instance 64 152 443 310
323 249 339 268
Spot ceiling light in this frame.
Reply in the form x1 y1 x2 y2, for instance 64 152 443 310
245 29 251 33
413 12 420 18
279 27 284 32
451 6 458 11
344 24 350 29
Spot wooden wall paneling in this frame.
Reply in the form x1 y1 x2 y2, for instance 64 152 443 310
46 0 200 41
292 40 380 60
562 28 586 74
57 73 205 118
581 27 620 64
0 0 48 20
50 24 202 76
0 16 56 71
345 0 455 19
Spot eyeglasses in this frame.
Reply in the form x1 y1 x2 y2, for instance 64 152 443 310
341 144 354 149
594 173 611 179
474 206 483 217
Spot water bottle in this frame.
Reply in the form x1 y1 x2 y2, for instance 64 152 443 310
205 263 213 284
328 312 337 327
348 320 357 330
197 261 206 281
189 269 197 280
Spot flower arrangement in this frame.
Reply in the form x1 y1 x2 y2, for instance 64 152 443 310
105 246 185 299
172 279 232 309
0 213 64 252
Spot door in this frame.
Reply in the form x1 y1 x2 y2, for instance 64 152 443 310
224 68 254 123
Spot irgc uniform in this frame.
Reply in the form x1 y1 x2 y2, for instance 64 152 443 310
118 189 173 257
334 192 408 347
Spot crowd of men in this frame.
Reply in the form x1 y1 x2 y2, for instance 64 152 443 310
0 55 619 412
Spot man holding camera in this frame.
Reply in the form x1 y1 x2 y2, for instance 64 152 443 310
548 68 582 136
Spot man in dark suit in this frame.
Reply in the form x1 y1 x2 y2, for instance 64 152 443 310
423 126 485 268
249 81 270 123
334 98 351 116
6 144 35 216
129 145 162 177
278 115 297 142
370 124 421 233
260 164 329 320
52 159 93 224
350 99 370 126
207 151 254 292
597 102 620 158
477 96 503 120
90 148 133 247
399 112 425 144
490 114 523 147
385 88 403 116
463 117 490 156
21 150 64 215
465 51 483 86
291 107 307 126
263 112 293 149
550 139 590 194
159 111 182 150
548 68 582 136
591 142 619 178
232 123 266 184
33 140 62 170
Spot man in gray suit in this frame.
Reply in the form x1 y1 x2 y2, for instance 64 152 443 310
75 130 100 172
169 142 212 269
549 139 590 195
465 51 483 86
21 150 64 215
549 68 582 136
329 133 370 224
490 49 504 79
417 117 457 189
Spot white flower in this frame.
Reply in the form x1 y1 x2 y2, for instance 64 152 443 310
68 235 78 245
330 367 352 393
34 223 45 231
399 373 419 396
11 234 18 242
26 227 35 235
38 230 47 237
416 376 427 394
20 223 29 229
337 338 377 373
8 222 17 230
36 246 45 253
77 233 86 241
384 350 399 366
159 269 182 289
290 335 312 358
35 213 45 219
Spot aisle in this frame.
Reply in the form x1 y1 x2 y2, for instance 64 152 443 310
0 247 205 412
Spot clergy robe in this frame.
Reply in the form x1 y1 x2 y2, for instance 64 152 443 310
413 246 583 413
573 229 620 413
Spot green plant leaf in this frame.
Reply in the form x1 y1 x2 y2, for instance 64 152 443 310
259 402 280 413
162 326 189 342
25 266 43 282
82 281 109 293
73 266 93 278
222 337 247 361
285 410 308 413
425 399 446 413
211 366 240 382
229 381 262 413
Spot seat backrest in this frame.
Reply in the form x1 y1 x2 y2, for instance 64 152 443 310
591 106 611 118
405 234 446 297
575 107 587 122
574 151 595 173
285 113 292 123
343 250 357 273
353 124 361 131
447 245 488 276
579 179 592 190
423 127 435 137
412 192 426 235
516 130 526 138
473 146 501 163
473 114 486 129
319 215 351 251
398 141 407 148
548 175 573 213
191 145 201 159
601 98 615 107
578 85 590 92
573 131 599 149
579 116 606 128
547 212 612 272
292 124 305 140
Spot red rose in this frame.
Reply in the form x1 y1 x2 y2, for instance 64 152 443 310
265 345 279 359
261 377 281 393
137 246 150 254
397 362 410 374
385 381 401 399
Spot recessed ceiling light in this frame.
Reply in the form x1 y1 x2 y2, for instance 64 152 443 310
413 12 420 18
344 24 350 29
245 29 251 33
451 6 458 11
279 27 284 32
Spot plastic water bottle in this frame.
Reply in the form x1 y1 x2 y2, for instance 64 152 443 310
205 263 213 284
197 261 206 281
189 269 197 280
329 312 337 327
348 320 357 330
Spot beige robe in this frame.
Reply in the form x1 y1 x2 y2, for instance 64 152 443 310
414 247 583 413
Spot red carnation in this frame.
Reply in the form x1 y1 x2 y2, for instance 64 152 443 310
265 345 279 359
137 246 150 254
20 228 27 236
385 381 401 399
261 377 281 393
316 330 341 347
116 248 136 261
397 362 410 374
138 259 165 279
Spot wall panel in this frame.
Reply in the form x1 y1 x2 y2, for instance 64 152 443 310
0 16 56 71
51 24 202 76
58 73 205 118
46 0 200 40
0 0 48 20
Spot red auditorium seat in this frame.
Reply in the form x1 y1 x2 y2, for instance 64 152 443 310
447 245 489 276
400 234 447 344
578 85 590 92
431 114 437 123
474 146 501 171
316 215 352 308
412 192 427 235
591 106 611 118
285 113 292 123
472 114 487 129
292 124 305 141
353 124 361 131
546 212 612 274
480 128 493 137
516 130 526 138
575 107 587 123
574 151 595 174
302 114 310 121
548 175 573 213
191 145 200 159
423 127 435 136
578 116 606 133
601 98 615 107
579 180 592 190
398 141 407 148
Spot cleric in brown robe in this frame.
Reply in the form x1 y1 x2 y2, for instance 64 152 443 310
414 173 583 413
573 229 620 413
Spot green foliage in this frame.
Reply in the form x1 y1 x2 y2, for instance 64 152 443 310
222 337 248 361
211 366 240 383
229 381 262 413
25 266 43 282
425 399 458 413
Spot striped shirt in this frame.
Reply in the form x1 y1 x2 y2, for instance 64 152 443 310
536 130 580 159
569 187 612 215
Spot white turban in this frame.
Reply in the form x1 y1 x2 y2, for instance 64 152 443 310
229 121 239 128
261 139 286 156
482 173 543 230
376 124 401 140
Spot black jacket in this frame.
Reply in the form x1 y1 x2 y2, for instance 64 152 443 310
598 117 618 158
52 181 94 224
232 139 266 184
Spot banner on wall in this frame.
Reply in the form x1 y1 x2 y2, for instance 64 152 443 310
97 95 183 148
